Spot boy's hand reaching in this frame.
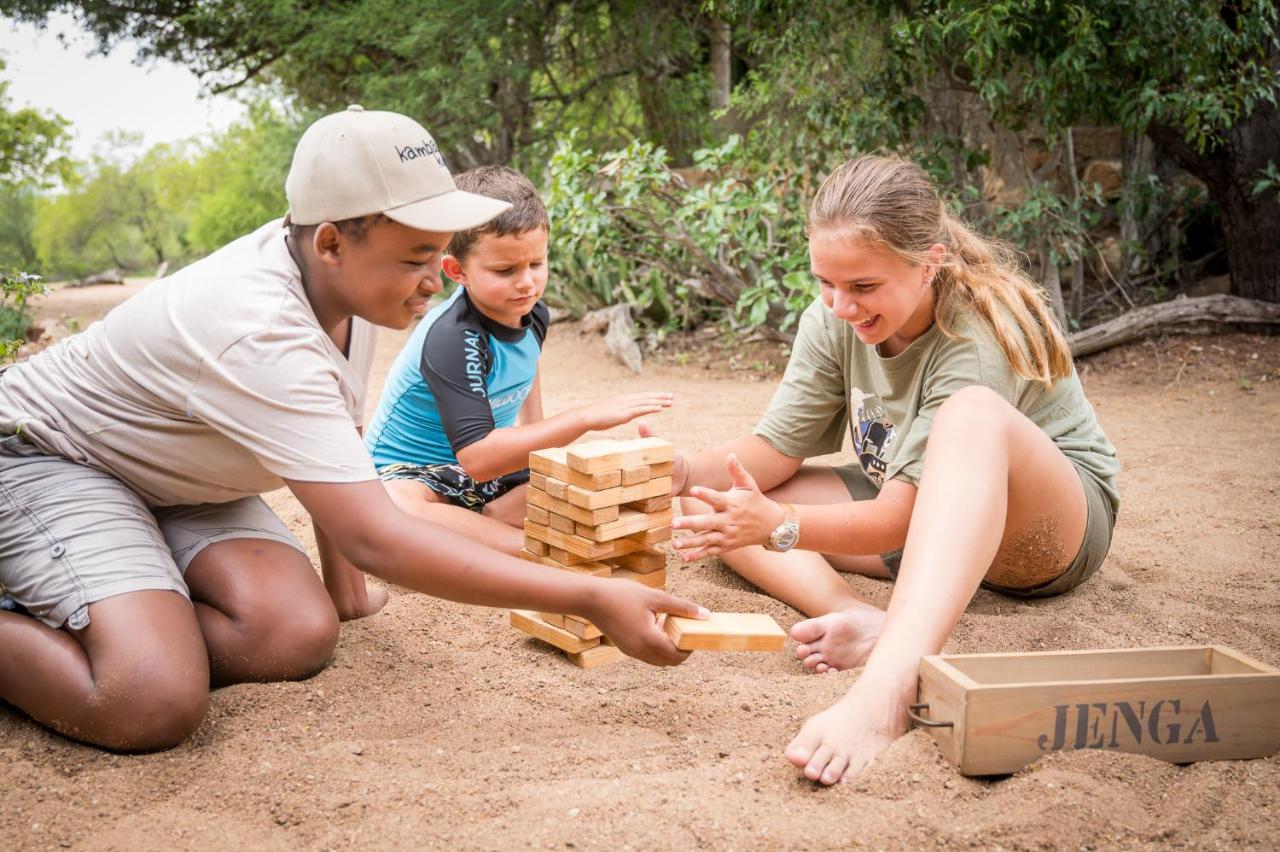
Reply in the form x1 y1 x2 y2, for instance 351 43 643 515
582 580 708 666
577 392 674 432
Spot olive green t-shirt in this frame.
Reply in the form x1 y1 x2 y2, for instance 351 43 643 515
754 299 1120 514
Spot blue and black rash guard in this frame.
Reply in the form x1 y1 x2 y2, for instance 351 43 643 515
365 287 549 468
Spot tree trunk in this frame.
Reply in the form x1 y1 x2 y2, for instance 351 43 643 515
1147 94 1280 302
709 18 731 112
1068 294 1280 356
1041 244 1067 328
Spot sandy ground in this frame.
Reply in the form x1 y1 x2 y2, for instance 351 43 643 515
3 281 1278 850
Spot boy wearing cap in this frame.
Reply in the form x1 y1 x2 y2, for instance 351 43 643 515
360 166 672 554
0 107 705 752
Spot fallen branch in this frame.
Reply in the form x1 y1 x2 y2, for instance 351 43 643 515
1069 294 1280 357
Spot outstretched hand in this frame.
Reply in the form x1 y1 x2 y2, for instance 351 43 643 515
670 454 784 561
579 391 674 432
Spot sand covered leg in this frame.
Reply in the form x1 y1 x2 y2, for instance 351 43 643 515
786 386 1089 783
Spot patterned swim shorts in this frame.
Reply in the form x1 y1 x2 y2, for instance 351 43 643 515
376 462 529 513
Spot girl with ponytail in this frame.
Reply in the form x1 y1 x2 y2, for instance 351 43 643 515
663 155 1119 783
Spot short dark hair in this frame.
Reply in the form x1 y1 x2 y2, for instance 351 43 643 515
447 166 549 262
287 212 390 246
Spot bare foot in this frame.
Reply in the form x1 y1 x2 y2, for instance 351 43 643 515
784 672 915 785
790 603 885 673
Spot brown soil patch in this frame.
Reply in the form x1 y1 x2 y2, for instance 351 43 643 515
2 284 1277 850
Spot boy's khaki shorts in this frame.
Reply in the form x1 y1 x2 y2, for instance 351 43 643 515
0 435 304 630
833 462 1115 599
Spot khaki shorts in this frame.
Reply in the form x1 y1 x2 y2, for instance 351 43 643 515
0 435 303 630
832 462 1115 599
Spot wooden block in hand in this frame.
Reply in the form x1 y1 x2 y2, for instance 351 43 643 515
526 504 551 526
610 567 666 589
524 537 548 557
663 612 787 652
511 610 600 653
529 447 622 491
577 507 675 542
568 643 622 669
610 548 665 574
527 486 619 526
566 437 675 474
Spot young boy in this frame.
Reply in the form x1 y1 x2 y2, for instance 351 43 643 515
362 166 673 554
0 108 704 753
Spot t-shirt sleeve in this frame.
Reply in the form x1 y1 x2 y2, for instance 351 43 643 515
530 301 550 347
753 300 849 458
885 335 1023 486
186 328 377 483
419 321 497 455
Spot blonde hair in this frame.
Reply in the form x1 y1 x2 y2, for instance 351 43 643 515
807 156 1072 387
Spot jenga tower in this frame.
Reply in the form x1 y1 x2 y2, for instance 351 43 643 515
511 437 676 668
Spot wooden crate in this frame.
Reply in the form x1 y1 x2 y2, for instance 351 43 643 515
914 645 1280 776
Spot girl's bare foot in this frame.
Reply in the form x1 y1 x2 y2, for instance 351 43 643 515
790 603 885 673
783 671 915 784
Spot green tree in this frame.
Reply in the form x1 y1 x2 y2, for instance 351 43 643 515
4 0 727 168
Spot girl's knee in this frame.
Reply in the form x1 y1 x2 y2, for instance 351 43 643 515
933 385 1015 433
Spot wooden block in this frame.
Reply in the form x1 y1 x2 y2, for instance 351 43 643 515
621 465 651 486
566 437 675 474
524 519 644 560
544 477 570 501
529 470 549 491
511 610 600 654
527 486 619 525
520 548 611 576
548 546 588 566
539 611 566 628
577 507 675 542
523 537 548 557
568 643 622 669
610 548 665 574
611 567 666 589
529 447 622 491
563 614 603 640
626 495 672 513
559 476 672 511
650 460 674 477
526 504 550 526
549 512 577 534
663 612 787 651
629 525 671 546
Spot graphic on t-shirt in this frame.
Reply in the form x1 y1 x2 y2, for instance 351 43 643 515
850 386 894 487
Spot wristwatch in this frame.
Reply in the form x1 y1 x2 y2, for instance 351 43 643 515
765 502 800 552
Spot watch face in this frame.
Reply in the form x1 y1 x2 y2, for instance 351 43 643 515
775 524 799 550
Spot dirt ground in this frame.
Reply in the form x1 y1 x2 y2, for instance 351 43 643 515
3 281 1278 850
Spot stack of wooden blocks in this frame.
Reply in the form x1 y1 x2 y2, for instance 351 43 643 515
511 437 675 668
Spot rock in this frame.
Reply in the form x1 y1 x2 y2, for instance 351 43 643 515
70 268 125 287
1082 159 1123 198
582 304 643 373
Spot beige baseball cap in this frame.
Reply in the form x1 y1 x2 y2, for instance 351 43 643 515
285 105 511 231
